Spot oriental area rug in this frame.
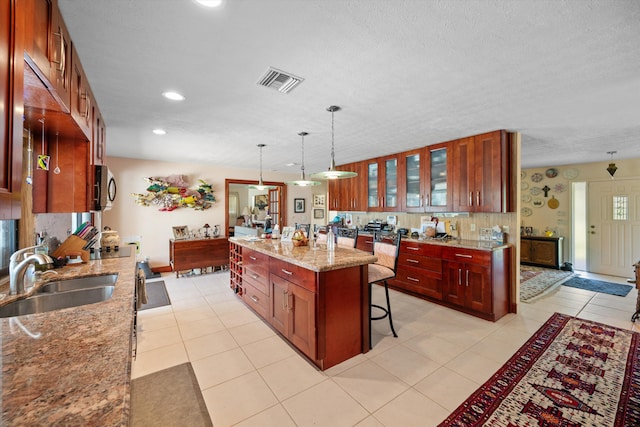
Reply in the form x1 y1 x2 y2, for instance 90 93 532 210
520 265 575 303
439 313 640 427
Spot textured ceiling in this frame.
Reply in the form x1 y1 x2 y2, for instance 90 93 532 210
57 0 640 175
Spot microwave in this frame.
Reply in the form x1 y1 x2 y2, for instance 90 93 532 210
94 165 116 211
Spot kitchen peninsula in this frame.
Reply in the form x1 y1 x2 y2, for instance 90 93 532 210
229 237 377 370
0 252 137 425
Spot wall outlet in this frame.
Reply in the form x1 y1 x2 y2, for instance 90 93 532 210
450 223 456 231
470 223 476 231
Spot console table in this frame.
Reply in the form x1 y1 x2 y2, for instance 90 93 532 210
520 236 564 269
169 237 229 277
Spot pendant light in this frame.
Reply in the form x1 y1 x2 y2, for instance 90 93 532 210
310 106 357 180
606 150 618 178
287 132 321 186
248 144 277 190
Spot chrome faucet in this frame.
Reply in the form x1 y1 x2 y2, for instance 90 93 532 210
9 246 53 295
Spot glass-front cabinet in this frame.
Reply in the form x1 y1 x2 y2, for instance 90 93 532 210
367 155 398 212
400 143 450 212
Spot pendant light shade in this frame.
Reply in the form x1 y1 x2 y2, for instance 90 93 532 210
606 150 618 178
248 144 277 190
287 132 321 186
310 106 357 180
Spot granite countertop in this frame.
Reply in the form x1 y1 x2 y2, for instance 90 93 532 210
1 252 137 426
230 237 377 272
401 237 510 250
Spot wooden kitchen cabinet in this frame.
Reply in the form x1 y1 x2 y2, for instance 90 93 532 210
327 162 365 211
169 237 229 277
356 233 374 252
389 240 443 300
400 143 450 213
521 236 564 269
367 154 399 212
70 45 92 140
442 246 510 321
92 104 106 166
451 130 513 213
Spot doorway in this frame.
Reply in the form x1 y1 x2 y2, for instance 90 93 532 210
582 179 640 277
224 179 287 237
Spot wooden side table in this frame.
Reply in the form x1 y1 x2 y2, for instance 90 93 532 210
169 237 229 277
631 262 640 322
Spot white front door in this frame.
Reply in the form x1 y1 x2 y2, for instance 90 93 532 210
588 179 640 277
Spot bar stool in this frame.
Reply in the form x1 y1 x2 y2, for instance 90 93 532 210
337 227 358 248
368 233 401 348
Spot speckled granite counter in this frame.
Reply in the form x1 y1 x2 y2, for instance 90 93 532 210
399 237 509 250
229 237 377 271
0 253 137 426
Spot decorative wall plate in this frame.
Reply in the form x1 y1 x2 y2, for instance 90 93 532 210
522 194 532 203
545 168 558 178
521 171 527 179
532 198 545 208
563 168 579 179
521 207 533 217
530 186 542 195
554 183 566 193
548 196 559 209
521 182 529 190
531 172 544 182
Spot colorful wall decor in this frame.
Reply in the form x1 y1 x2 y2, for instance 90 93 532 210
130 175 215 211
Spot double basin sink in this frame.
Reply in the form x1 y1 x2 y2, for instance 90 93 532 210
0 274 118 318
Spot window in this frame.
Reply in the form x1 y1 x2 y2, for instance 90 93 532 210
613 196 628 220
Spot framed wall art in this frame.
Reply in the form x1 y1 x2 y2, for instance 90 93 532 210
254 194 268 210
294 198 305 213
172 225 189 240
314 209 324 219
313 194 325 208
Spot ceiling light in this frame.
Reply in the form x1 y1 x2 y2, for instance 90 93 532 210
248 144 277 190
162 91 185 101
606 150 618 178
194 0 225 7
287 132 321 187
310 106 357 180
152 129 167 135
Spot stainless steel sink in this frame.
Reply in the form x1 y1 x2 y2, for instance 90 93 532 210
37 273 119 293
0 286 115 318
0 274 119 318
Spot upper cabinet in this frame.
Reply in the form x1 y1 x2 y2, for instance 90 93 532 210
327 162 365 211
452 130 513 213
367 154 399 212
70 45 92 140
400 142 450 213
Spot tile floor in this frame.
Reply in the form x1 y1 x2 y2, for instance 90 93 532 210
132 269 639 427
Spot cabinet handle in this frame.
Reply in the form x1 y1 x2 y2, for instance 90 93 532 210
466 270 469 286
281 269 293 275
455 254 473 258
407 276 420 282
406 247 419 251
476 191 480 206
51 31 66 74
458 268 462 286
250 295 259 303
282 289 288 310
250 274 259 280
249 256 257 260
406 259 419 264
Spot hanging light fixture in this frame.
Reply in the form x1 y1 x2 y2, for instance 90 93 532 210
310 105 357 180
287 132 321 186
606 150 618 178
248 144 277 190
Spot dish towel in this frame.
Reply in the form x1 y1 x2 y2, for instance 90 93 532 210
136 268 148 309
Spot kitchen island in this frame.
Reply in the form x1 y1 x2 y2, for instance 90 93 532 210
0 251 137 425
229 237 377 370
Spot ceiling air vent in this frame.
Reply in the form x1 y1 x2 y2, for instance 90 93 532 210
257 67 304 94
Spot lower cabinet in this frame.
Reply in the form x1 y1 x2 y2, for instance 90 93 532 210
169 237 229 277
520 236 564 269
389 240 443 299
442 246 510 321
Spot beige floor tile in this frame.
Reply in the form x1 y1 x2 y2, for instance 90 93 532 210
177 315 226 341
282 379 369 427
372 388 449 427
258 354 326 400
445 349 503 384
136 310 176 332
370 344 440 385
136 325 182 353
173 305 218 324
414 366 479 411
332 360 409 412
354 416 385 427
217 307 261 329
241 335 298 369
499 314 545 334
192 347 255 389
227 319 275 346
184 329 239 361
234 404 297 427
467 335 521 365
131 342 188 379
402 333 468 365
206 297 246 315
201 371 278 426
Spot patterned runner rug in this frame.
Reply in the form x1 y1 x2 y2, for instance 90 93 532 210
520 265 575 302
439 313 640 426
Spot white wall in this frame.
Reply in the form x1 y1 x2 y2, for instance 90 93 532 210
103 156 325 267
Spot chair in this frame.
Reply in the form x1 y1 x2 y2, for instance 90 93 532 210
295 223 311 237
368 233 401 348
316 231 328 244
336 227 358 248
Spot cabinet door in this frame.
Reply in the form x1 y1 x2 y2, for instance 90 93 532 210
425 143 450 211
367 155 398 212
464 263 492 314
443 261 466 307
269 274 289 337
23 0 52 77
288 282 316 359
473 130 506 213
531 240 557 266
49 3 71 111
520 239 532 262
400 149 425 212
70 46 92 139
1 0 13 199
451 136 474 212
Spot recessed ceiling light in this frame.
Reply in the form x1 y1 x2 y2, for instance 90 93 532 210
162 91 185 101
153 129 167 135
194 0 225 8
